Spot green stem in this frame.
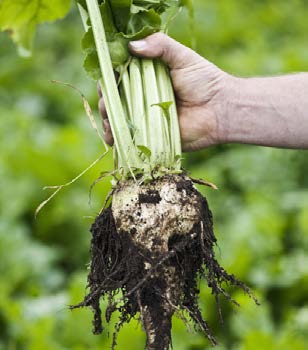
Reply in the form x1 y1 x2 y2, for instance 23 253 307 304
154 60 172 164
129 57 147 146
121 67 133 121
155 61 182 168
141 59 167 165
85 0 142 177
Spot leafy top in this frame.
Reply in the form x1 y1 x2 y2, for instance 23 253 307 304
79 0 185 78
0 0 71 56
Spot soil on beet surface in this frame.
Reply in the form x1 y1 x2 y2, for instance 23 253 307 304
72 175 257 349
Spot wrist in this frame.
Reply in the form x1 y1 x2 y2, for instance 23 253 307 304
218 75 285 146
213 73 240 145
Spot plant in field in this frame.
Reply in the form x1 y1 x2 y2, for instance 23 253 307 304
0 1 258 349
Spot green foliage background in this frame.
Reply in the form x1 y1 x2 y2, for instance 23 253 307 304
0 1 308 349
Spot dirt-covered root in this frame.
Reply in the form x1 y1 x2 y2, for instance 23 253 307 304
136 277 174 350
72 174 257 349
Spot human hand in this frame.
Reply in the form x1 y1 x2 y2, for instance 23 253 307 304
99 33 232 151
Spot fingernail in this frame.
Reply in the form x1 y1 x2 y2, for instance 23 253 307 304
129 40 147 51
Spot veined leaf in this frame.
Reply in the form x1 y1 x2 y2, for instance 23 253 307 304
0 0 71 56
79 0 183 74
82 32 129 77
109 0 132 33
81 1 162 77
127 8 161 35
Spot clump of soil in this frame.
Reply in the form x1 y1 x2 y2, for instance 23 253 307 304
72 174 257 349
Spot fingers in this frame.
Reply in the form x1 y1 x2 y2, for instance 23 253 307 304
98 92 106 115
103 118 114 146
99 34 201 146
98 84 114 146
128 32 203 70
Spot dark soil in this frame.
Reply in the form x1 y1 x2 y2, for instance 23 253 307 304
72 176 258 349
138 189 161 204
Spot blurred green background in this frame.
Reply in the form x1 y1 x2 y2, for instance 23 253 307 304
1 1 308 349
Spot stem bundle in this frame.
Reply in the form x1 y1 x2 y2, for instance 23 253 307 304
84 0 181 179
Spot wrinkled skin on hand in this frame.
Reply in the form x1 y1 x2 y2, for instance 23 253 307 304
98 33 232 152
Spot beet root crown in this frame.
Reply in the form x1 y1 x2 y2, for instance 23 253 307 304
72 174 257 349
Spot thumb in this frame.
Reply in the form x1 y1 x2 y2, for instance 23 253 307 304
128 32 203 69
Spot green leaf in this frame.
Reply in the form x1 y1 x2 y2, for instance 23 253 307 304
133 0 173 14
131 4 147 14
127 8 161 35
0 0 71 56
151 101 173 122
137 145 152 158
83 51 101 80
82 30 129 77
108 33 130 66
100 1 118 33
80 0 162 75
81 28 102 78
124 25 158 40
109 0 132 33
80 0 175 71
81 28 96 54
